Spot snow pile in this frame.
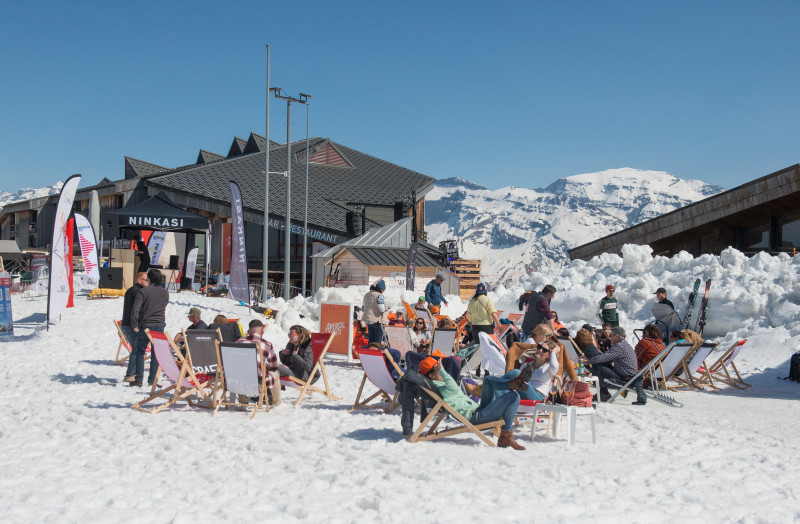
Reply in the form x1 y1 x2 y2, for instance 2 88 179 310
2 246 799 522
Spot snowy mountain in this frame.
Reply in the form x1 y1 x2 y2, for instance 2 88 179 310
425 168 725 286
0 182 63 211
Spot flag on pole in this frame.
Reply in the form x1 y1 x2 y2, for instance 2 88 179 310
228 181 250 304
47 174 81 327
74 212 99 282
147 231 167 266
185 247 199 287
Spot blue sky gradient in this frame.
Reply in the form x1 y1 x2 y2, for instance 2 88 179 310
1 1 797 191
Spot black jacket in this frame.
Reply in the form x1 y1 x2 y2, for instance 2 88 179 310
280 340 320 383
121 283 143 326
131 285 169 329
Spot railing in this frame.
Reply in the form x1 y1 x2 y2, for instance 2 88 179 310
250 281 311 301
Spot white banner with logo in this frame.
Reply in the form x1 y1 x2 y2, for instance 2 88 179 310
73 212 99 281
47 174 81 326
148 231 167 266
185 247 199 284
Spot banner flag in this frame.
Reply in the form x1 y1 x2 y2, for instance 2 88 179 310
148 231 167 266
0 272 13 337
406 241 418 291
66 217 75 308
227 181 250 304
74 213 99 281
47 174 81 327
185 247 199 285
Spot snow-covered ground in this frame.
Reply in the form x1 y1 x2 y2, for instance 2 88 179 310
2 245 799 522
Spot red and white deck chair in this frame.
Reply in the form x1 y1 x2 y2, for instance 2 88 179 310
351 348 403 413
478 332 507 376
696 339 751 389
113 320 150 365
279 332 340 406
651 341 694 391
131 330 213 414
212 341 269 418
670 342 719 390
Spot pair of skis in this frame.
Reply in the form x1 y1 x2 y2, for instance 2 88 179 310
682 278 711 335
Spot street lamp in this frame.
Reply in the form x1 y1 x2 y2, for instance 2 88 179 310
299 92 312 294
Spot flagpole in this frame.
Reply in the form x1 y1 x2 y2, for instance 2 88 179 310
261 44 270 302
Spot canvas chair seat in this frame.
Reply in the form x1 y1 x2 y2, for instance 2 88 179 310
131 330 213 414
279 332 339 406
670 342 719 390
384 326 414 362
351 348 403 413
696 340 750 389
430 328 458 357
478 332 507 376
212 341 269 418
114 320 150 365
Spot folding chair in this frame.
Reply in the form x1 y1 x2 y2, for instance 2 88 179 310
652 341 695 390
279 333 340 406
506 313 523 324
606 341 683 407
670 342 719 390
212 341 269 418
557 336 585 363
478 332 507 376
404 370 503 447
183 328 223 376
351 348 404 413
402 301 418 321
113 320 150 365
430 328 458 357
696 340 750 389
131 330 214 414
385 326 415 361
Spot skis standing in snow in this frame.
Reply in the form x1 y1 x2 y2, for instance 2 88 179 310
694 279 712 335
682 278 702 330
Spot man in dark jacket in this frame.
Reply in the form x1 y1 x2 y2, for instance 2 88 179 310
122 272 148 382
131 269 170 386
424 274 448 314
520 284 556 339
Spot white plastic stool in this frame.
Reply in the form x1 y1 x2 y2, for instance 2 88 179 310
532 404 597 445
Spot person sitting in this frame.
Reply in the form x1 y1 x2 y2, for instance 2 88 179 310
635 324 664 370
574 327 602 361
596 323 613 352
208 314 242 343
419 356 525 450
388 310 407 327
552 310 567 332
236 319 280 406
409 318 431 353
173 307 208 345
506 324 577 381
415 296 427 311
586 326 645 405
279 325 320 384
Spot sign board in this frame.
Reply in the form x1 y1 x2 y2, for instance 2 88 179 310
0 272 13 336
319 301 353 361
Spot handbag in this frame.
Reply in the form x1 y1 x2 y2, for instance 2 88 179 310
560 380 592 407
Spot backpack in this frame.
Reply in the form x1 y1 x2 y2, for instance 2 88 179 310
782 351 800 382
561 380 593 407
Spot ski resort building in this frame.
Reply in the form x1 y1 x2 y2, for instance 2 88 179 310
569 164 800 260
0 134 438 294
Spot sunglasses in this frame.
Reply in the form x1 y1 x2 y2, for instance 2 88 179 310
537 343 551 354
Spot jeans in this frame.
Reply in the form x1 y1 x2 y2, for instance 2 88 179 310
134 325 165 384
367 323 384 345
594 363 645 402
471 389 520 432
482 369 546 403
120 325 137 377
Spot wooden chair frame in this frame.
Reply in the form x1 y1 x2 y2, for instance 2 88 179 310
114 320 150 365
351 348 404 413
280 333 340 406
212 341 269 419
696 340 750 389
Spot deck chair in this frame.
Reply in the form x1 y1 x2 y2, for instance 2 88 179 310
404 370 503 447
402 301 418 321
385 326 415 361
212 341 269 418
557 336 584 363
606 341 684 407
652 341 695 390
279 332 340 406
478 332 507 376
430 328 458 357
131 330 214 414
506 313 523 324
696 340 750 389
415 308 434 332
670 342 719 390
183 328 223 376
113 320 150 365
351 347 404 413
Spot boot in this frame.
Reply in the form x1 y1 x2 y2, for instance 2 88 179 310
497 430 526 450
269 371 282 406
464 382 482 397
508 365 532 392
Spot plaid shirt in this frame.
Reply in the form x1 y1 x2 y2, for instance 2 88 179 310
587 338 638 377
237 333 279 388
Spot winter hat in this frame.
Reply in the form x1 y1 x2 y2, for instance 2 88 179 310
418 356 438 375
611 326 626 339
654 287 667 295
375 279 386 291
475 282 487 295
605 284 615 292
188 307 202 317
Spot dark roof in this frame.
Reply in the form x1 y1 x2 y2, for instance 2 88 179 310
227 137 248 158
346 247 440 268
124 157 169 179
197 150 225 164
147 136 435 233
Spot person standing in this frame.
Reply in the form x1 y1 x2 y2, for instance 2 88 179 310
466 282 500 343
362 279 387 345
134 235 150 273
122 272 148 383
520 284 557 339
654 287 675 309
424 273 448 315
598 284 619 327
130 268 169 387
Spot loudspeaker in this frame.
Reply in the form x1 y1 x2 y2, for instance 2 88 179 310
168 255 180 270
99 267 124 290
101 215 120 239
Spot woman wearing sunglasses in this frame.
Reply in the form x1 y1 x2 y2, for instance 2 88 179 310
410 318 431 353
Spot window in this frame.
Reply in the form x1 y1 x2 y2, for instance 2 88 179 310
780 212 800 250
739 223 769 250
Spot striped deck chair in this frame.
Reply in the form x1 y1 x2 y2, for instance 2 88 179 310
212 341 269 418
113 320 150 365
279 332 340 406
696 340 750 389
670 342 719 390
131 330 213 414
351 348 403 413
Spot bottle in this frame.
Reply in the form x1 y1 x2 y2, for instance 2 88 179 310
578 359 585 375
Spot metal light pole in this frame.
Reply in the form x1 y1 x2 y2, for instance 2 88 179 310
261 44 271 302
272 89 309 300
300 93 312 294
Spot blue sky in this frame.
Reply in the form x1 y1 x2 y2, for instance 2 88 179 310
1 1 798 192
